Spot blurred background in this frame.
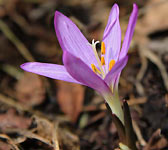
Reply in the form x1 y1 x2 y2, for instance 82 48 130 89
0 0 168 149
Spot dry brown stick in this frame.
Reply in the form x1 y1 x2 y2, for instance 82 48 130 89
0 93 71 124
1 64 22 80
0 134 20 150
52 122 60 150
143 129 161 150
3 129 53 147
33 116 60 150
0 93 49 119
136 49 148 96
142 46 168 91
0 19 35 62
132 120 147 147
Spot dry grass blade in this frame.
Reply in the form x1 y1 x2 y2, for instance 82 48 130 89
136 50 148 95
142 46 168 91
0 20 35 62
4 129 53 147
132 120 147 147
0 93 32 112
52 122 60 150
1 64 22 80
0 134 20 150
0 93 54 122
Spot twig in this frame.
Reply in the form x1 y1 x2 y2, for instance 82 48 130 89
52 122 60 150
142 46 168 91
132 120 147 147
3 129 53 147
0 134 20 150
135 50 148 96
1 64 22 80
0 93 49 119
0 19 35 62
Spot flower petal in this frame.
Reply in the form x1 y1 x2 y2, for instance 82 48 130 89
102 4 121 70
54 11 98 67
63 51 110 94
104 56 128 87
119 4 138 60
20 62 81 84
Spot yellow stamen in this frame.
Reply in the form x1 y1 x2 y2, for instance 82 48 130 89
90 40 105 78
101 56 105 65
101 42 105 55
109 60 115 71
91 64 96 73
91 64 101 74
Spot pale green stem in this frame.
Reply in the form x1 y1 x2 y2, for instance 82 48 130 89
103 90 124 125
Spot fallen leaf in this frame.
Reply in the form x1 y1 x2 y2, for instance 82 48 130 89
15 72 46 106
0 141 12 150
144 129 168 150
56 80 85 123
0 108 32 130
141 0 168 34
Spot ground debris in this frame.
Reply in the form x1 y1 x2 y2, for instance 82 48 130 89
0 0 168 149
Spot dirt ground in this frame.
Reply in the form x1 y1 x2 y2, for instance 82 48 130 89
0 0 168 149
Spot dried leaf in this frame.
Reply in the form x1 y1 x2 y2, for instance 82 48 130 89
56 80 85 122
15 72 46 106
0 109 31 130
139 0 168 34
0 141 12 150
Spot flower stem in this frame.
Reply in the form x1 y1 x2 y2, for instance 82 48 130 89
103 91 124 125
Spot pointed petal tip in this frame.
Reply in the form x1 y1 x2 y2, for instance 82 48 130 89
54 9 98 67
133 3 138 15
20 63 25 69
21 62 82 84
113 3 119 8
133 3 138 10
112 3 119 14
54 11 64 24
20 62 37 72
54 10 68 26
20 62 30 70
54 10 62 17
118 3 138 61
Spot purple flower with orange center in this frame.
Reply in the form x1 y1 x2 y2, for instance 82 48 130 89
21 4 138 124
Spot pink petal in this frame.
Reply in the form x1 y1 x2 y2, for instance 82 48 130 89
63 51 110 94
104 56 128 87
20 62 81 84
103 4 121 70
119 4 138 60
54 11 98 67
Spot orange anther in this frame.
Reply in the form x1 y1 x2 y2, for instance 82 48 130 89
91 64 101 74
101 56 105 65
109 60 115 71
101 42 105 55
91 64 96 73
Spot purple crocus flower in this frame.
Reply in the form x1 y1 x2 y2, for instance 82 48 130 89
21 4 138 124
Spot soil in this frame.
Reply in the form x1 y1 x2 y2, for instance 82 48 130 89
0 0 168 149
